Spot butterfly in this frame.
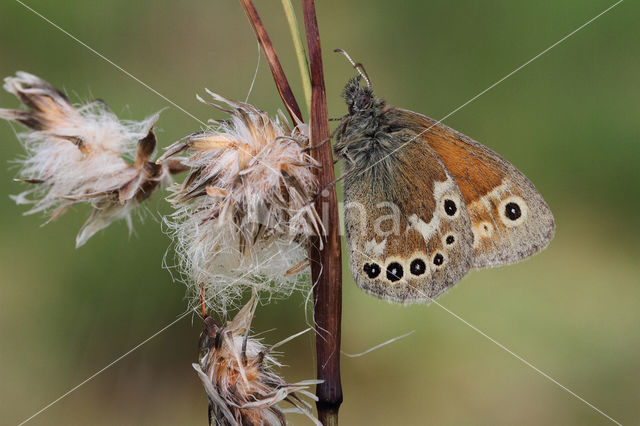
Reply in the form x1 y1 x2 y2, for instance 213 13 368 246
333 60 555 304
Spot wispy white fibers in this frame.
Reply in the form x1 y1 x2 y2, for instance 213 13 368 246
195 293 322 425
160 92 322 315
0 72 171 247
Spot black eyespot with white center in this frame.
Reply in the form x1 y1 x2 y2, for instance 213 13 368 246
433 253 444 266
363 263 381 279
444 199 457 216
504 202 522 221
386 262 403 282
410 259 426 276
446 235 455 245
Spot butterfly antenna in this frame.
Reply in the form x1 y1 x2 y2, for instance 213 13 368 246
334 48 371 89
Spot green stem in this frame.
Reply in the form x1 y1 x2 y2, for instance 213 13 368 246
281 0 312 117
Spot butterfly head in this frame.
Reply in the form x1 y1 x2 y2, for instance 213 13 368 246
334 49 384 115
335 75 391 170
343 75 377 115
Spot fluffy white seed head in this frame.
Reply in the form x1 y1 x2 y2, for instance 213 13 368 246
161 93 322 315
0 72 171 247
194 294 321 426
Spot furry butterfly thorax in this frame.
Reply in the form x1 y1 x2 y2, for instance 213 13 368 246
335 75 555 304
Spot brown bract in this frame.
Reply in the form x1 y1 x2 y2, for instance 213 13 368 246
194 294 321 426
160 92 322 247
0 72 176 247
159 92 322 315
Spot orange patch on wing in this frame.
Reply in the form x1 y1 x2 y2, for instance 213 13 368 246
392 108 505 204
427 135 503 203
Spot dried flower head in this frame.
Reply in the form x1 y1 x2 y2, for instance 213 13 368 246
194 294 321 426
0 72 174 247
160 92 322 314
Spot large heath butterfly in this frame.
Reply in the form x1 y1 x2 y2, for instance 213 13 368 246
334 54 555 303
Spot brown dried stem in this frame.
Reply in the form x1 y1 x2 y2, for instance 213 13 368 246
239 0 303 124
238 0 343 423
301 1 343 424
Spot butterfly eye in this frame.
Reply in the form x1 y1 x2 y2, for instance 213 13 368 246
363 262 381 279
445 235 455 245
504 202 522 220
443 199 457 216
410 259 426 276
386 262 404 282
433 253 445 266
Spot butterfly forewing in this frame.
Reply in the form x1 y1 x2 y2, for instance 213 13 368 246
343 135 473 303
393 108 555 268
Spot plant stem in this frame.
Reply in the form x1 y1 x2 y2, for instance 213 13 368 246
302 0 343 423
280 0 312 116
238 1 343 423
239 0 303 124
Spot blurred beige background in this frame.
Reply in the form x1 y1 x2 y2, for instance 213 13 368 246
0 1 638 424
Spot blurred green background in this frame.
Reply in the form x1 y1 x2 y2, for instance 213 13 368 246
1 1 638 425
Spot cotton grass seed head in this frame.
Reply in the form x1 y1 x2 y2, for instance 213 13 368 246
0 72 172 247
160 91 322 315
194 293 321 426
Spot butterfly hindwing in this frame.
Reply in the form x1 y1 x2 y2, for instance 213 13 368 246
342 133 473 303
393 108 555 268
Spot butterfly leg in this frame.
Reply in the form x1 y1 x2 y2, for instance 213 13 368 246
303 123 341 152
